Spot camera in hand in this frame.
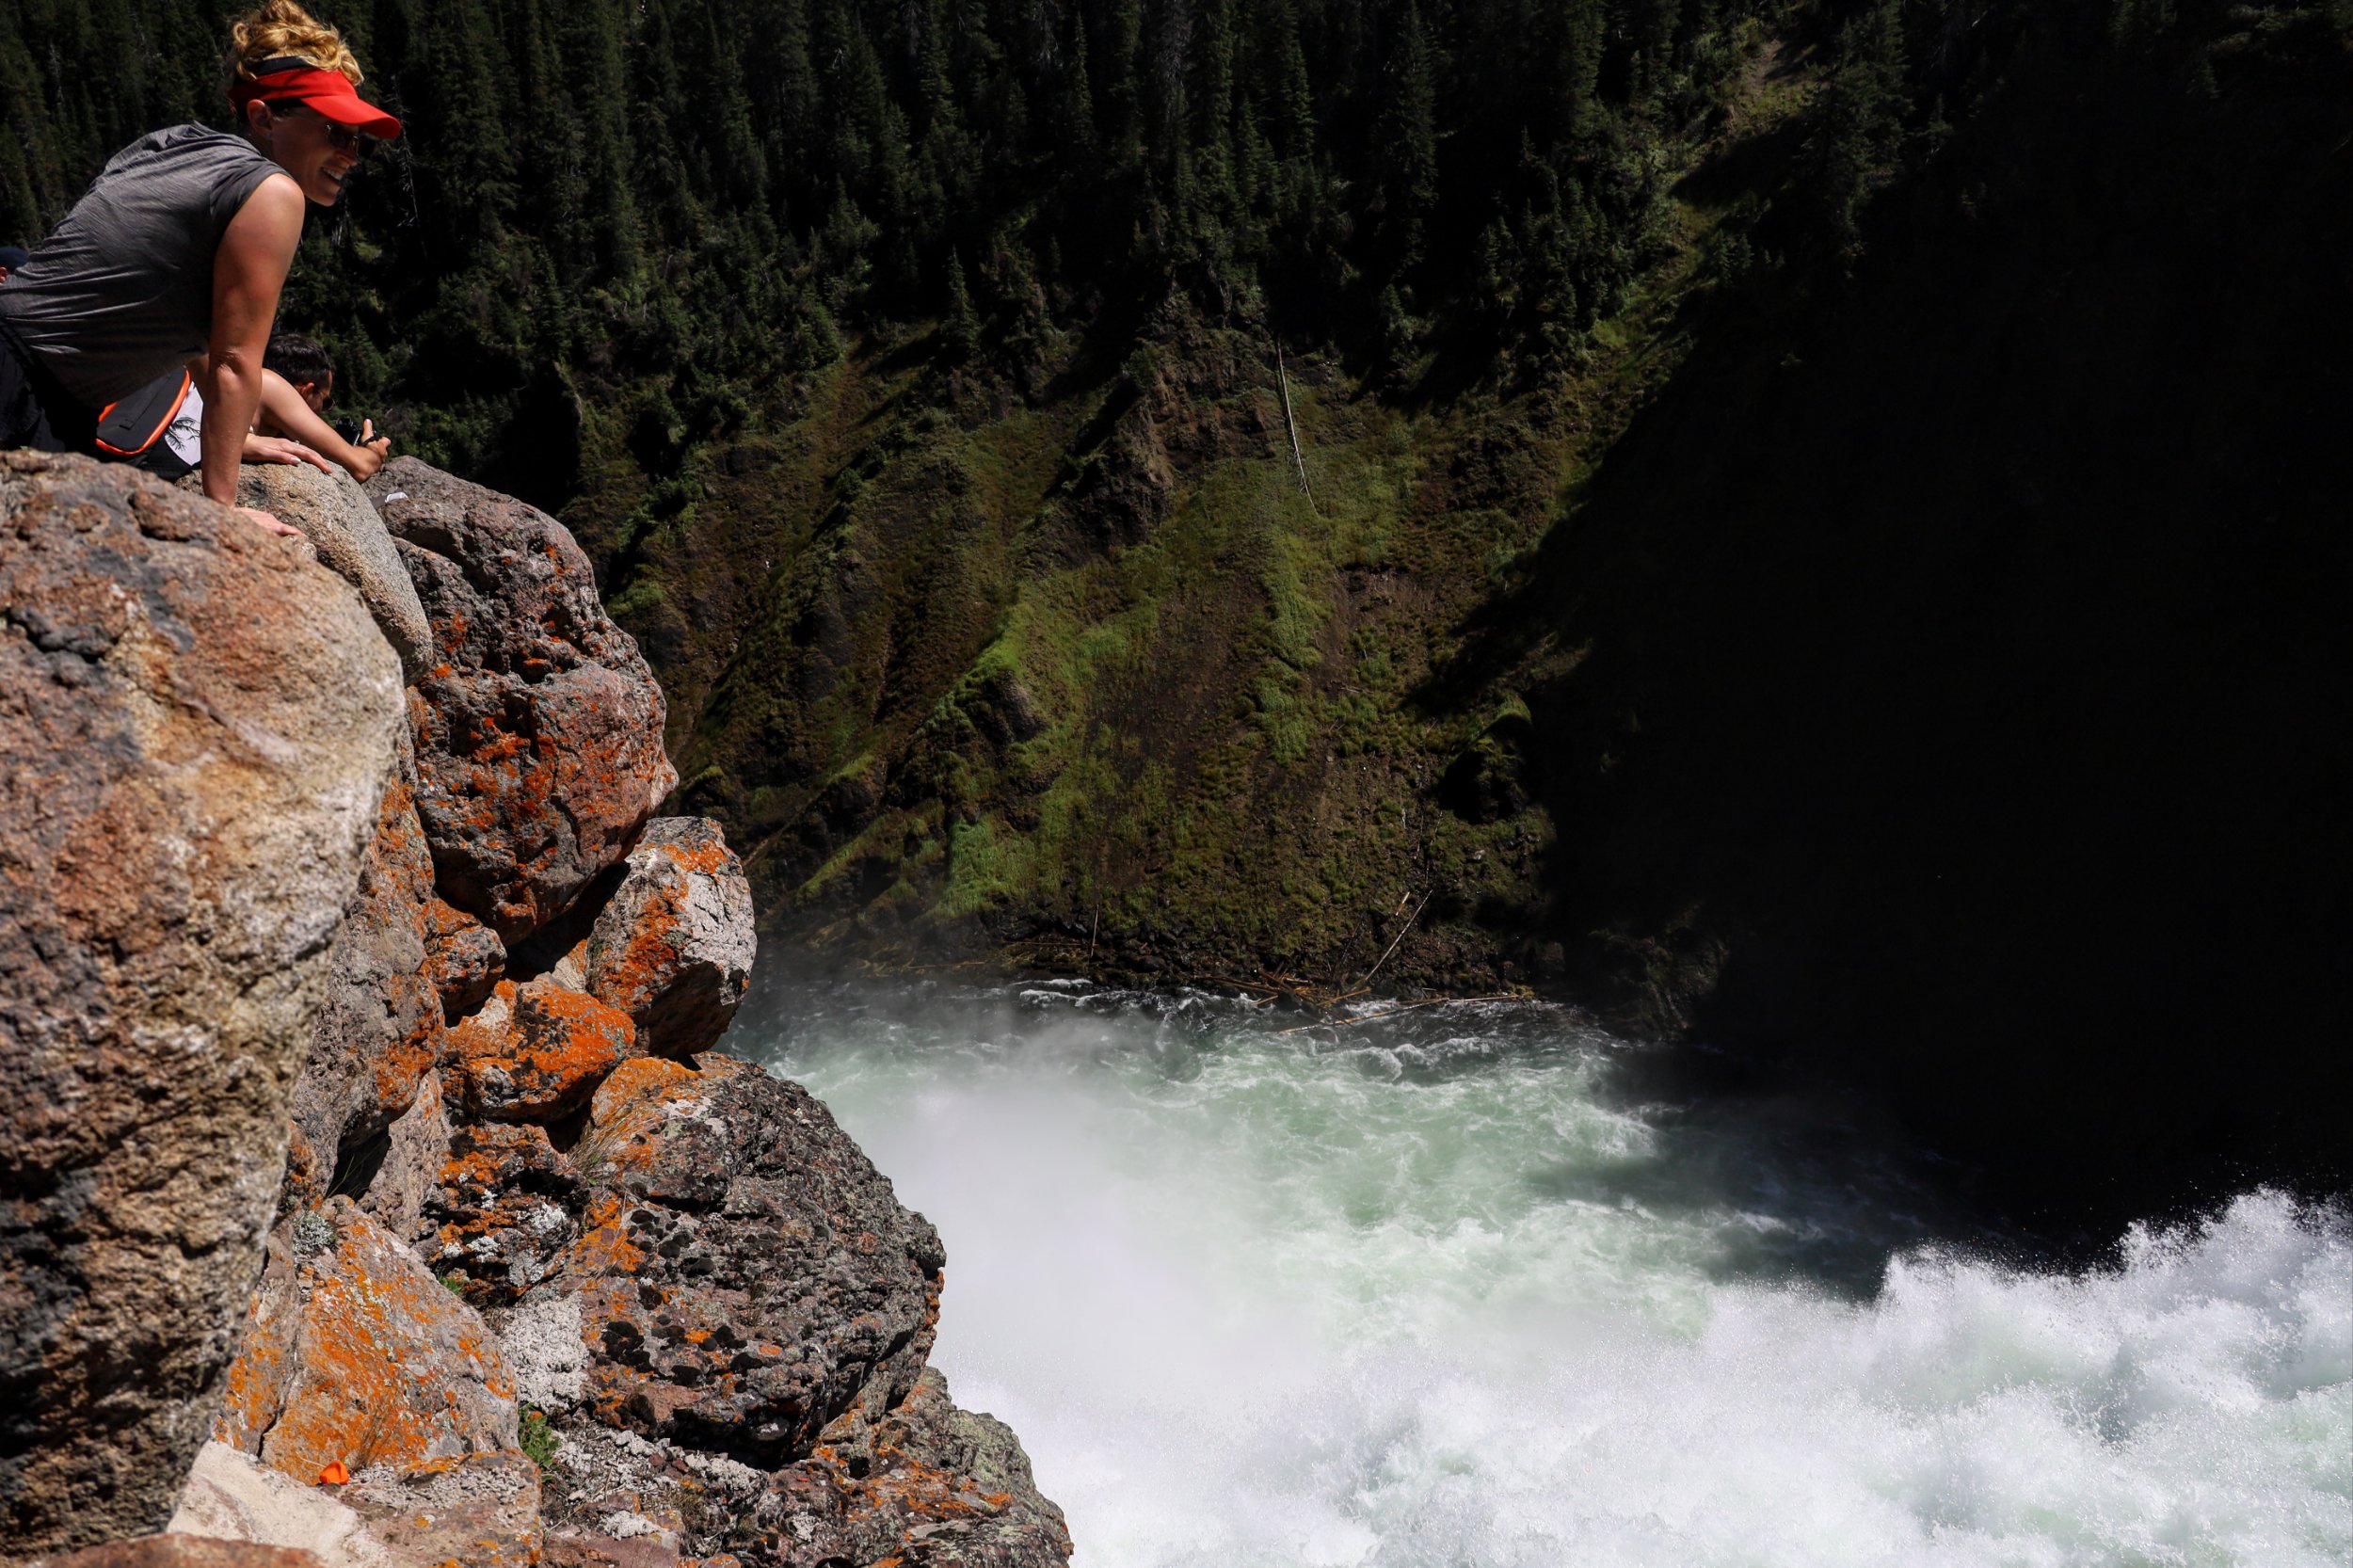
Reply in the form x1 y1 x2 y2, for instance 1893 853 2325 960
335 417 364 444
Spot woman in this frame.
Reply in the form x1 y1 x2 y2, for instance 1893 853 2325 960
0 2 398 535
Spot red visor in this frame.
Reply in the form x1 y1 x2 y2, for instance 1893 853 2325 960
230 65 401 139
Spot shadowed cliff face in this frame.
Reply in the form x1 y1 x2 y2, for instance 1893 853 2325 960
1502 13 2353 1222
571 9 2349 1224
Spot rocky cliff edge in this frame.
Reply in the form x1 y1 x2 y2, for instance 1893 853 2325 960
1 453 1070 1568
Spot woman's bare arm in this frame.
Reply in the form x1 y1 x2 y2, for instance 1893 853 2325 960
201 174 305 531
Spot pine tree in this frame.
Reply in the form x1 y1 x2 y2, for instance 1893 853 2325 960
942 248 979 360
1056 2 1098 158
1272 1 1317 161
1378 0 1440 269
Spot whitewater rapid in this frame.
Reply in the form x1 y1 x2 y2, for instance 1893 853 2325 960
737 979 2351 1568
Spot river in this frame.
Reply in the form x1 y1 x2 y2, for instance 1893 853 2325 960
732 975 2350 1568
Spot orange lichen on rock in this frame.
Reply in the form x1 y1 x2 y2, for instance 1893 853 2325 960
214 1242 301 1455
566 1192 648 1277
357 770 451 1125
209 1195 522 1487
213 1198 522 1487
451 976 634 1123
583 820 755 1061
367 458 677 944
424 1121 580 1305
574 1055 705 1176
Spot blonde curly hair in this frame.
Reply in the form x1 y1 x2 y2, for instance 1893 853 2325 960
228 1 364 87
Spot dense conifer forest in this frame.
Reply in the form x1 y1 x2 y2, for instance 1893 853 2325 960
7 0 2348 1215
9 0 1985 492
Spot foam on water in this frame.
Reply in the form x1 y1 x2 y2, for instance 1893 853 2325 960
741 981 2352 1568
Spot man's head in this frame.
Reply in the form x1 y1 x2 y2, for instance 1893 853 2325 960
0 245 27 283
265 332 336 411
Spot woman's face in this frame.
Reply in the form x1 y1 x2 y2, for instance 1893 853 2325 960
249 101 360 206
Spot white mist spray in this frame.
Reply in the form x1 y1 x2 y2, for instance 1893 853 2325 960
744 983 2352 1568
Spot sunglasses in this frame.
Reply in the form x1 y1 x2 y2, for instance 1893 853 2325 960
267 101 364 154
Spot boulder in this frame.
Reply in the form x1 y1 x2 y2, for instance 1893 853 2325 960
24 1538 328 1568
364 459 676 943
281 745 445 1209
212 1199 520 1486
235 463 430 680
421 898 504 1020
737 1369 1073 1568
449 978 636 1124
438 1054 947 1468
0 453 405 1552
584 819 757 1059
167 1441 408 1568
557 1056 944 1466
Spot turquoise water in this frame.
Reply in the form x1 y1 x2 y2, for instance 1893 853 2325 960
736 979 2352 1568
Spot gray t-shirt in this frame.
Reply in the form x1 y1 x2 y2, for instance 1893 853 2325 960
0 126 280 408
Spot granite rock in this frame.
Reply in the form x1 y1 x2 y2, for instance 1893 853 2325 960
235 462 430 680
585 819 757 1060
0 453 405 1552
212 1199 520 1485
365 459 675 943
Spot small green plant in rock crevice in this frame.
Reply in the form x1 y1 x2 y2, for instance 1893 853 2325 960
520 1410 560 1476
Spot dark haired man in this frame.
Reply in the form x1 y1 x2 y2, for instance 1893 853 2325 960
252 330 391 480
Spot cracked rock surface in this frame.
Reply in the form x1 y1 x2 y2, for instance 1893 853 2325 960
365 458 675 944
555 1054 944 1466
3 456 1066 1568
0 454 405 1553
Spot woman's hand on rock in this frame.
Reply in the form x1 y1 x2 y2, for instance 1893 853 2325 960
248 435 335 474
239 505 303 538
